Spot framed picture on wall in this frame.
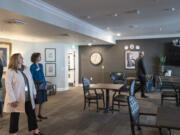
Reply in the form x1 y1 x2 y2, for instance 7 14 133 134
0 42 12 71
125 51 139 69
45 48 56 62
45 63 56 77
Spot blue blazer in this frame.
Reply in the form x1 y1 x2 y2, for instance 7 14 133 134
30 63 46 85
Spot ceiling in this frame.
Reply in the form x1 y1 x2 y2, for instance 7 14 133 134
42 0 180 38
0 8 108 45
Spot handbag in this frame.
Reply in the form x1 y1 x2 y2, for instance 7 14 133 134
34 81 46 90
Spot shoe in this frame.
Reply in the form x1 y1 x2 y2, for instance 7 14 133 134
141 95 148 98
36 117 42 122
33 132 44 135
38 115 48 119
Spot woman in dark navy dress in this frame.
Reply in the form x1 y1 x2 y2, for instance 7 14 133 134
30 53 48 121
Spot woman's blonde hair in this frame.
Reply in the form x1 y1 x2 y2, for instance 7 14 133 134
8 53 25 72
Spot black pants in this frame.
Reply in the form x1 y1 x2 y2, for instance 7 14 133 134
0 101 2 116
137 75 146 96
9 101 38 133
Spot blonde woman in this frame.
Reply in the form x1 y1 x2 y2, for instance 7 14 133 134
3 53 43 135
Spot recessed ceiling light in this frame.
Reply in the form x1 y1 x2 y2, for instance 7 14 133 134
81 16 92 19
113 13 119 17
164 8 176 12
160 27 162 31
87 16 91 19
7 19 27 24
136 9 141 15
116 33 121 36
88 43 92 46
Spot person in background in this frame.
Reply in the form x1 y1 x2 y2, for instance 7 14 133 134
3 53 43 135
30 53 48 121
135 51 148 98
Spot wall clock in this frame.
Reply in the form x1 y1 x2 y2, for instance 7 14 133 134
90 52 102 65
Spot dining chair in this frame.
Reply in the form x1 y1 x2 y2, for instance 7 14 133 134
110 72 126 85
158 76 178 106
82 77 105 112
46 81 57 96
146 75 154 92
128 96 160 135
112 79 136 112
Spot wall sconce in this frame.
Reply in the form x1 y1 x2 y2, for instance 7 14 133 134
136 45 140 50
124 45 128 50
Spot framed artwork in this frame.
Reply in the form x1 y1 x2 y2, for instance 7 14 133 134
0 42 12 71
125 51 139 69
45 63 56 77
45 48 56 62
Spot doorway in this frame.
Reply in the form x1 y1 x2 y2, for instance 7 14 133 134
68 52 75 86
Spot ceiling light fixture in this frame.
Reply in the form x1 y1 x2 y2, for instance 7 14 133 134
164 8 176 12
87 16 91 19
136 9 141 15
113 13 119 17
116 33 121 36
159 27 162 31
88 43 92 46
7 19 27 24
81 16 92 19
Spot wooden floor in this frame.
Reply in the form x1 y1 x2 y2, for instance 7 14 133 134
0 87 180 135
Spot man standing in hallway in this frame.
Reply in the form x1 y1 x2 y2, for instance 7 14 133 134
135 51 148 98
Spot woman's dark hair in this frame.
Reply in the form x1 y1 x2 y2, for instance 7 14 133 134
31 53 41 63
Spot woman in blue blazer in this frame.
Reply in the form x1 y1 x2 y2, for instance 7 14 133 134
30 53 48 121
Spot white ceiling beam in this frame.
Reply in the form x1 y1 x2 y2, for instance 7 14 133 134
118 34 180 40
0 0 115 44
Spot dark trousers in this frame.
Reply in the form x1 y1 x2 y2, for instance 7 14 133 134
9 101 38 133
137 75 146 96
0 101 2 116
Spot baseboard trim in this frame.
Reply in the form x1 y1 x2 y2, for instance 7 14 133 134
78 84 83 87
56 87 68 91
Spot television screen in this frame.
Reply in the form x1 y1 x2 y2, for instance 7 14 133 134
167 45 180 66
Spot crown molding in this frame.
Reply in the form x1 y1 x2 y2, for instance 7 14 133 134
21 0 115 44
118 34 180 40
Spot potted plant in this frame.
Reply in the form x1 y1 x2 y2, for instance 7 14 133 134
159 56 166 73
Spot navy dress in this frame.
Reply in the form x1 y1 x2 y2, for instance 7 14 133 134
30 63 47 104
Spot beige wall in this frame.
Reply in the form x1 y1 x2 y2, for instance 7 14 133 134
0 38 78 91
